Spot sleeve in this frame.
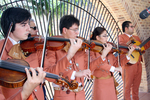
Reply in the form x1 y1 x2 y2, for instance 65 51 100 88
120 54 130 66
7 92 34 100
118 35 127 46
43 50 71 74
0 87 5 100
89 51 112 72
112 53 129 67
6 89 23 100
43 50 73 82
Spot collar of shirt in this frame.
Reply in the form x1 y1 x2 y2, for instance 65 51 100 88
8 36 20 45
124 33 132 38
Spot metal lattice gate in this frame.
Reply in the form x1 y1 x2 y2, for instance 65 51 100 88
0 0 124 100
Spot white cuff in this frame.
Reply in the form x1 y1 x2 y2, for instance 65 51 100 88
126 55 130 60
101 56 106 61
78 83 82 86
71 71 76 80
110 66 115 72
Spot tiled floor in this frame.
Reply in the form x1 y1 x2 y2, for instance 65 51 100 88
139 92 150 100
120 92 150 100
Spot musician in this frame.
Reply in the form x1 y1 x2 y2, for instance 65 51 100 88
29 18 38 36
43 15 109 100
118 21 150 100
0 7 46 100
90 27 135 100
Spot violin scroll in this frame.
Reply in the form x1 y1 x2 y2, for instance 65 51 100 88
55 77 84 93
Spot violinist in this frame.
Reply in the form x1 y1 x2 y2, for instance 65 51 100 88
118 21 150 100
28 18 38 36
0 7 46 100
43 15 109 100
90 27 135 100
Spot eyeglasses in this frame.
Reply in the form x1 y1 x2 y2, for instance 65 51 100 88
129 26 134 28
100 35 108 37
30 26 37 30
69 28 79 32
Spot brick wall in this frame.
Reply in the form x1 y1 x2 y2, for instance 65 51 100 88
101 0 150 92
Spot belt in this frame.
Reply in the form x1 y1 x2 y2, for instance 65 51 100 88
54 86 83 93
92 75 112 79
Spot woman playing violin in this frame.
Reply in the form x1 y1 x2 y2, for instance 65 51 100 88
90 27 135 100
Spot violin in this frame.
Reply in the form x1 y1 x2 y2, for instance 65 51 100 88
20 35 91 56
90 40 127 55
0 59 79 93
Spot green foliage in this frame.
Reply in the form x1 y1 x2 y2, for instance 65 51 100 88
0 0 12 38
27 0 84 16
28 0 62 16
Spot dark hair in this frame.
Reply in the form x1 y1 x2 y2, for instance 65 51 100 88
90 27 106 40
122 21 132 32
1 7 31 37
59 15 79 34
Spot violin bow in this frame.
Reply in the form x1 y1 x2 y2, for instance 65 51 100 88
0 22 13 60
40 11 51 68
87 27 92 70
117 27 126 100
116 28 122 76
87 27 93 82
